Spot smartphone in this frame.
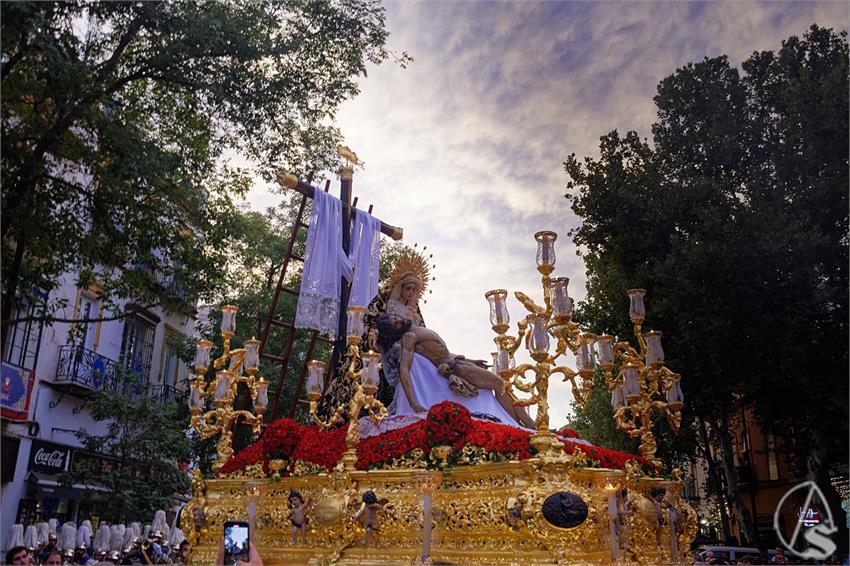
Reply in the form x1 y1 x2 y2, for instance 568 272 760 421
223 521 250 566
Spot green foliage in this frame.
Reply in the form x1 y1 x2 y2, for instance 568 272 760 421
1 0 392 328
63 370 193 522
565 25 848 543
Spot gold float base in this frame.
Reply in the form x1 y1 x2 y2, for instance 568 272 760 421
187 459 696 565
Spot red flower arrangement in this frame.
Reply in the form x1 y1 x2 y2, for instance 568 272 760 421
562 439 652 470
218 441 266 476
464 420 534 460
425 401 473 447
218 400 651 477
556 426 582 439
261 418 302 461
356 421 427 470
290 425 346 471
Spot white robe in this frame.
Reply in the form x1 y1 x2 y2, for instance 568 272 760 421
393 353 521 425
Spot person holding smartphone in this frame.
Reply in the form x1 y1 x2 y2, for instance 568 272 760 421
217 521 263 566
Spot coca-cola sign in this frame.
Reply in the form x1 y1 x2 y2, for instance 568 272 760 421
28 440 72 473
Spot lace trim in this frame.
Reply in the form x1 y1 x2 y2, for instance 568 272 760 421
294 291 340 338
359 414 424 439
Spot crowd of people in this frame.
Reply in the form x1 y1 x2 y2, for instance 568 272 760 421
4 511 188 565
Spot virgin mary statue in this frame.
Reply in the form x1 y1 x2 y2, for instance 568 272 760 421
317 249 430 419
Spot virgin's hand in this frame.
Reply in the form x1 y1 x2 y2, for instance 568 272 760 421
412 402 427 413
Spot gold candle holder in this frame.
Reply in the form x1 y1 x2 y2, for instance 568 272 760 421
188 305 269 473
487 232 684 468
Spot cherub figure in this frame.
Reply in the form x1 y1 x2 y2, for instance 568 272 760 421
353 491 388 545
506 494 528 529
286 491 312 545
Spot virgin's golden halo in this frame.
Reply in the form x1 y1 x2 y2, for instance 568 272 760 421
385 246 434 296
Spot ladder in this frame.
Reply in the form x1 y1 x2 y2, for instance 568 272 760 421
249 159 403 425
257 181 335 420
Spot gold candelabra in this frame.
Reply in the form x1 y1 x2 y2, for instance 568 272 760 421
486 231 683 467
601 289 683 469
306 306 387 470
187 305 269 473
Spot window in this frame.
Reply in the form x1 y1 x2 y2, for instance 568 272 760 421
160 330 183 388
119 314 156 383
766 433 779 480
74 293 100 352
3 291 46 371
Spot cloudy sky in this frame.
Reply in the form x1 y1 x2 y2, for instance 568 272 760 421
248 1 847 426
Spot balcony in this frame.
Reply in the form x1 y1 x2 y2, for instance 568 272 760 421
149 383 187 405
53 345 185 405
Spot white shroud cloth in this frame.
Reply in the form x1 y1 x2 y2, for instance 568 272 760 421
295 189 348 337
393 353 520 425
347 211 381 308
356 353 593 445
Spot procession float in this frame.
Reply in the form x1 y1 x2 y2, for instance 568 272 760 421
179 149 696 565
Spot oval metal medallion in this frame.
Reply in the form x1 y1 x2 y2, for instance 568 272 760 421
541 491 588 528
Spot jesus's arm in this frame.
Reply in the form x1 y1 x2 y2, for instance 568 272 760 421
399 331 426 413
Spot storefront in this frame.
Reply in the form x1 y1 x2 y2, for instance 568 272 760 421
16 439 112 525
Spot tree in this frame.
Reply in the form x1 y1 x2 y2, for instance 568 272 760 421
63 371 193 522
1 1 394 346
565 25 848 546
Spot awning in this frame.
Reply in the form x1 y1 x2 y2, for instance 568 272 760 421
25 471 110 500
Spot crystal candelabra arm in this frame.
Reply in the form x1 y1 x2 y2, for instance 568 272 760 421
511 394 540 408
614 341 641 365
230 410 263 435
550 366 585 403
213 340 238 370
308 397 345 431
192 409 227 440
364 397 388 426
632 322 648 356
511 364 538 395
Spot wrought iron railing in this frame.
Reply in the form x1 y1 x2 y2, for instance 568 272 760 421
55 345 182 404
150 383 188 405
56 344 121 389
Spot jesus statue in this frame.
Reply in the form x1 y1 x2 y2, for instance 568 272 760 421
375 314 535 429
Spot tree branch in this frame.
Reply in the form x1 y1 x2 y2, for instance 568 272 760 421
1 30 29 81
1 302 161 327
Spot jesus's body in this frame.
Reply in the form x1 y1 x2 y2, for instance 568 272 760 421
376 315 534 428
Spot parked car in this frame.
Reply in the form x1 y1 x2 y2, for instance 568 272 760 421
695 545 762 563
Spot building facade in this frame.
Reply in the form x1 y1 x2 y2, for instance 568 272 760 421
0 270 194 549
